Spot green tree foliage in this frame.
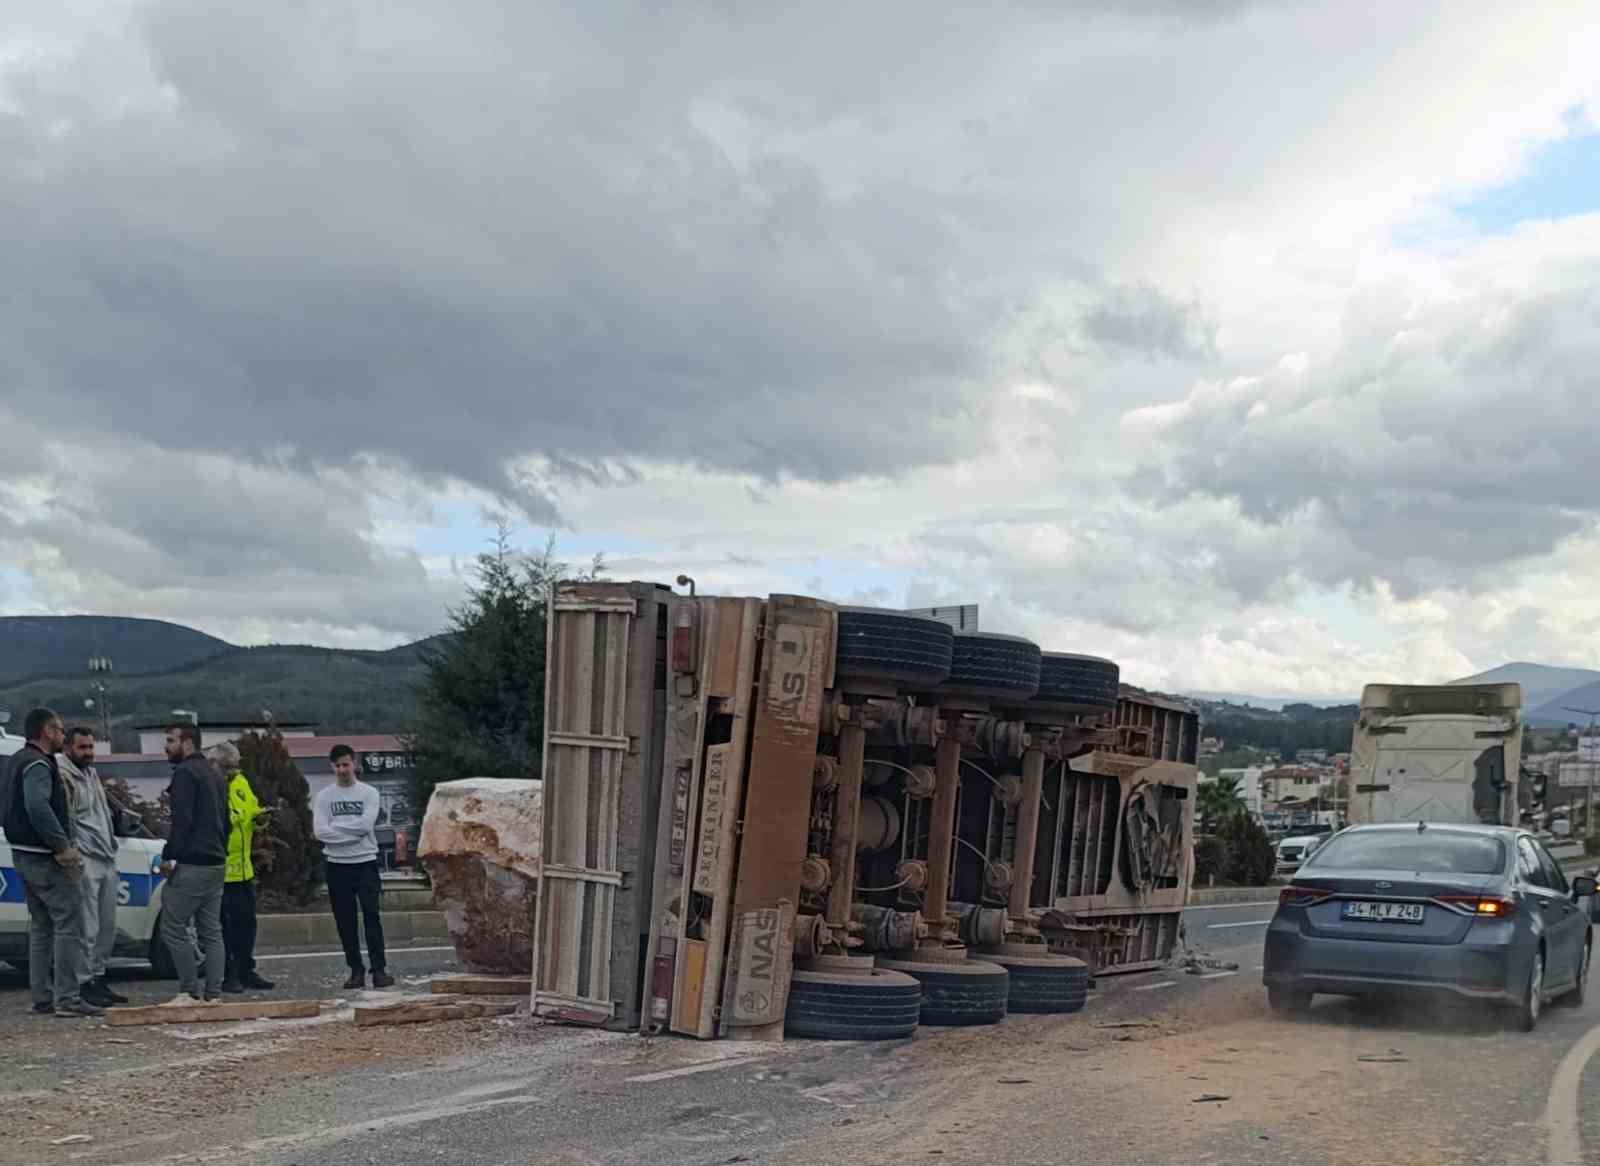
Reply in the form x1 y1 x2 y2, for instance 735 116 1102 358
102 773 169 838
1218 812 1277 886
1193 835 1227 885
407 528 602 814
1197 773 1245 832
236 730 321 909
1202 704 1359 758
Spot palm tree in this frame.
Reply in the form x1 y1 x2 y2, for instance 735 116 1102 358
1198 773 1246 833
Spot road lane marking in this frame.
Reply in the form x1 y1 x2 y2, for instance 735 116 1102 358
1195 971 1238 980
1545 1019 1600 1165
1207 919 1272 929
1133 980 1177 991
626 1055 767 1083
1184 902 1278 912
256 945 455 962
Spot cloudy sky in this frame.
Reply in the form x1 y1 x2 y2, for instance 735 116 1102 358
4 1 1600 699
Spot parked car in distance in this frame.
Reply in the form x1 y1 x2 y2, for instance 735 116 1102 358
1 829 181 975
1263 822 1594 1031
1275 829 1335 877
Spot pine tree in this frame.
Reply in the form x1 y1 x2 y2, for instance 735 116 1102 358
406 526 602 813
236 729 321 907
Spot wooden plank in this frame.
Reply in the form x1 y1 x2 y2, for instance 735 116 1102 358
431 975 533 996
677 938 708 1033
104 999 321 1027
355 999 519 1027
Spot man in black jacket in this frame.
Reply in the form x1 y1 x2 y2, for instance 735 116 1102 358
159 722 229 1004
1 707 99 1017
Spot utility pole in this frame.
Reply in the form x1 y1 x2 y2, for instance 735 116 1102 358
1562 707 1600 839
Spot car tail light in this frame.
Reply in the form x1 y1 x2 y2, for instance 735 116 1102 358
1432 894 1517 918
1279 886 1332 908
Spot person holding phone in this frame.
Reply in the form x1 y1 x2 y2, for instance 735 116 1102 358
210 743 274 993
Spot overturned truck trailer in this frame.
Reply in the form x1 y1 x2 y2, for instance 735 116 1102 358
532 582 1198 1037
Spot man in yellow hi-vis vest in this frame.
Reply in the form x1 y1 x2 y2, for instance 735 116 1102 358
209 743 275 993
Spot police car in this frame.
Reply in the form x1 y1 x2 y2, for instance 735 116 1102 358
0 830 181 974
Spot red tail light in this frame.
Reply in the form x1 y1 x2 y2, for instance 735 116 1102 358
1432 894 1517 918
1279 886 1332 908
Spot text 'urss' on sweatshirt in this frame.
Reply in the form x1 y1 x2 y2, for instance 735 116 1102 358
313 780 381 863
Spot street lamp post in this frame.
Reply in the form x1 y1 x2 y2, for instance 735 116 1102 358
87 657 113 745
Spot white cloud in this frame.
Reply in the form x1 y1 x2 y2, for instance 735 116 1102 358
2 2 1600 697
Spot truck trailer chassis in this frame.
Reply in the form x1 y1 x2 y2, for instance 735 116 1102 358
533 583 1199 1039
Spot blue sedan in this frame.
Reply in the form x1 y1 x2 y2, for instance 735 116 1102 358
1262 822 1595 1030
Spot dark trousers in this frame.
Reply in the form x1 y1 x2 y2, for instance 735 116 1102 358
325 860 385 973
221 880 259 977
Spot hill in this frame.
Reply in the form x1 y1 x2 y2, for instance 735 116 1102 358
1449 662 1600 713
0 638 443 741
0 615 230 682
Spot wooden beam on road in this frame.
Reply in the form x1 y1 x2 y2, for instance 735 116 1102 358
354 998 520 1027
103 999 322 1027
430 975 533 996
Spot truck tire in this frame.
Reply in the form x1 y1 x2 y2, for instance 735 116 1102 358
834 607 955 689
875 956 1010 1026
987 952 1090 1014
784 966 923 1040
937 632 1041 704
1032 652 1120 712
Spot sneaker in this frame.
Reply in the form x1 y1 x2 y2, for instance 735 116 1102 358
203 990 223 1002
32 1002 54 1015
54 1001 104 1018
371 971 395 989
92 978 130 1005
220 979 245 995
81 982 116 1008
342 970 366 990
162 993 205 1007
241 972 275 991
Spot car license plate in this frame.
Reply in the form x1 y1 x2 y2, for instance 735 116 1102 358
1342 901 1424 923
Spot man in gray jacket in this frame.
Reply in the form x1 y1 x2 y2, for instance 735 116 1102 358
59 727 132 1008
0 707 98 1017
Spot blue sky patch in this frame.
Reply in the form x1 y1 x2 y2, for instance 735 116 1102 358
1452 118 1600 232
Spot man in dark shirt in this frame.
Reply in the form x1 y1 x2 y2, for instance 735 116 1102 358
1 707 99 1017
159 722 229 1004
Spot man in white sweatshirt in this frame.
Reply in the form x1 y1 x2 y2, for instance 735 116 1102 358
312 745 392 989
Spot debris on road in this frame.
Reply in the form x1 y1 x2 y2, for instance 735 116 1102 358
50 1135 94 1145
1180 954 1240 975
353 996 521 1027
1192 1094 1231 1104
996 1077 1032 1085
1357 1050 1409 1064
103 999 322 1027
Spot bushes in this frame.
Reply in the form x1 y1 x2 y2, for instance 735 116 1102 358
1219 813 1277 886
236 730 322 910
1194 835 1227 884
1193 813 1277 887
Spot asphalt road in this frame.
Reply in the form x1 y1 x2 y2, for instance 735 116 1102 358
2 908 1598 1165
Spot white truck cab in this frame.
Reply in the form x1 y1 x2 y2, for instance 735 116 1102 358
1348 683 1522 826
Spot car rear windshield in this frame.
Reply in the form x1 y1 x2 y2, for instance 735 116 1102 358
1306 831 1505 875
